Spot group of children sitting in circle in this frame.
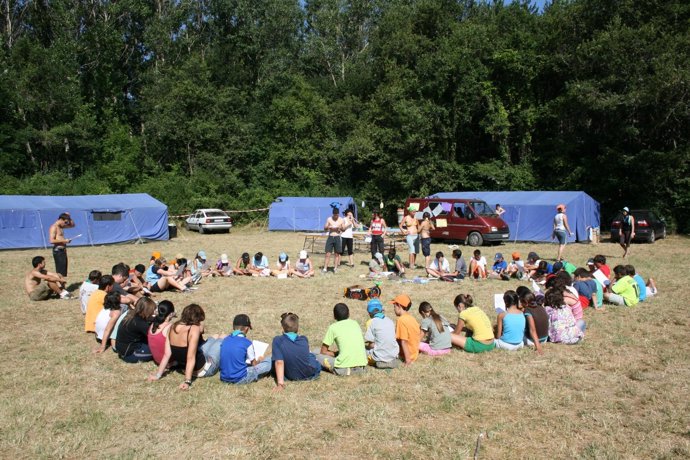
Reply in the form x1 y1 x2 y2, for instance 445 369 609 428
78 246 657 389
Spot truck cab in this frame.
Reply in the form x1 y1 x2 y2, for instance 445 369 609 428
404 198 510 246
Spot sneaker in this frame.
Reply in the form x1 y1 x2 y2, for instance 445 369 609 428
333 267 338 274
322 268 328 273
60 290 72 299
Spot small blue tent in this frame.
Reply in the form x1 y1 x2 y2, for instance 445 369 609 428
269 197 357 231
0 194 169 249
430 191 600 243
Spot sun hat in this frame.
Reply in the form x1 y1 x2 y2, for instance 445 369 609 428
220 253 229 263
389 294 411 308
367 299 383 315
233 314 252 329
299 250 308 259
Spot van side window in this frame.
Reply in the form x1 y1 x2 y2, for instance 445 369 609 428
453 203 466 218
428 202 449 216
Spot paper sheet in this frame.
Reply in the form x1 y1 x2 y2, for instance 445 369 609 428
592 269 609 285
494 294 506 313
251 340 269 361
407 202 419 211
435 218 447 228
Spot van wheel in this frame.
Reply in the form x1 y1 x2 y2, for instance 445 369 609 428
467 232 483 247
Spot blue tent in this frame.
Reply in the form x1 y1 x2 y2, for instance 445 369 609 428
430 191 600 243
269 197 357 231
0 194 169 249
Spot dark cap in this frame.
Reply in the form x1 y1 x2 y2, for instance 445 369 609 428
233 314 252 329
527 251 539 261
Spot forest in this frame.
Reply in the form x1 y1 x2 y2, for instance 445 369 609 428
0 0 688 229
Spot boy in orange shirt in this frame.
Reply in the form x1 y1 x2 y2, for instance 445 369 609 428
390 294 421 365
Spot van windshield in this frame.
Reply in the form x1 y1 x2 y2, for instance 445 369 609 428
470 201 495 217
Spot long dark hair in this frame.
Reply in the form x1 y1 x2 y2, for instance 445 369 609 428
123 297 156 325
151 300 175 334
173 304 205 333
419 301 444 333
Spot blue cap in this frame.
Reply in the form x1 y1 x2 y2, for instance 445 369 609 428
367 299 383 314
197 250 207 260
494 252 503 260
279 252 287 262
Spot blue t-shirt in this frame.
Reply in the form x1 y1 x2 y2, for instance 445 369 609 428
574 279 596 301
271 334 320 381
219 334 252 383
492 260 507 272
634 274 647 302
253 256 269 269
145 265 161 284
500 312 526 345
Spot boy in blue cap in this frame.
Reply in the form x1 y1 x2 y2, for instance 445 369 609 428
363 299 400 369
488 253 509 280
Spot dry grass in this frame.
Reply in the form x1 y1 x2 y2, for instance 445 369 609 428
1 227 689 459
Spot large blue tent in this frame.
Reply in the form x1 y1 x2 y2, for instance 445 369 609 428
269 197 357 231
430 191 600 243
0 194 169 249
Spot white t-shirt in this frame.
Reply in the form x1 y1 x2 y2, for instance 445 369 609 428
341 216 354 238
430 258 450 273
79 282 99 314
474 256 487 269
95 308 112 340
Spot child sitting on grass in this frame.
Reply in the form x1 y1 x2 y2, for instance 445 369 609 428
450 294 495 353
220 314 272 384
364 299 400 369
494 290 526 351
487 253 509 280
625 265 657 302
418 302 452 356
544 289 584 345
391 294 421 365
314 303 368 376
604 265 640 307
271 312 321 391
519 290 548 354
469 249 487 279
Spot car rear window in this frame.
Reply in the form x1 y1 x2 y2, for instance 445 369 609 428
204 211 228 217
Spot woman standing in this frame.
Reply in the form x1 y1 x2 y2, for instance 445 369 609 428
340 209 358 267
553 204 572 261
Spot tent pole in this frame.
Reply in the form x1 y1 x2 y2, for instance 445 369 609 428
514 208 520 244
128 211 143 243
37 212 47 249
85 210 95 246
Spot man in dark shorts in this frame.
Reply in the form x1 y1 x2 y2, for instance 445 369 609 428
619 207 635 258
323 208 346 273
48 212 75 277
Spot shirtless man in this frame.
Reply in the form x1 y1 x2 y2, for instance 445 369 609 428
323 208 347 273
399 207 420 269
25 256 70 300
418 212 436 268
49 212 75 277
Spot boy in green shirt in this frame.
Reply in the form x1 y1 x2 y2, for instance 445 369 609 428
604 265 640 307
314 303 368 376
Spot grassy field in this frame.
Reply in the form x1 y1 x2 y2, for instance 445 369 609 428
1 226 689 459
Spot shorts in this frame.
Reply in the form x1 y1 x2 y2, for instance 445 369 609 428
421 237 432 257
341 237 354 256
150 282 163 293
29 283 52 301
325 235 342 254
405 234 420 254
463 337 495 354
494 339 524 351
554 229 567 245
52 246 68 276
620 231 632 245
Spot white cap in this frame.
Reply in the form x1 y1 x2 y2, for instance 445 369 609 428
220 253 229 263
299 250 308 259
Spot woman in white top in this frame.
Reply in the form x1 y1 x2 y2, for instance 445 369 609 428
553 204 573 261
341 209 358 267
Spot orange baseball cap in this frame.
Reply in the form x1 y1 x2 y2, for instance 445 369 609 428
389 294 412 308
556 204 566 212
151 251 161 260
512 251 521 260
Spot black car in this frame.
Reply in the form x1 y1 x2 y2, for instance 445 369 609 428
610 209 667 243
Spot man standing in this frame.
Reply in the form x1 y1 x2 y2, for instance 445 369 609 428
619 207 635 258
399 206 420 269
49 212 75 277
25 256 70 300
323 208 347 273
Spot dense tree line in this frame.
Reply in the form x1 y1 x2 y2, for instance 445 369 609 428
0 0 688 229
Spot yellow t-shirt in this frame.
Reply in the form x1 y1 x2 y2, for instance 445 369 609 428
395 313 421 362
459 306 494 341
84 289 106 332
